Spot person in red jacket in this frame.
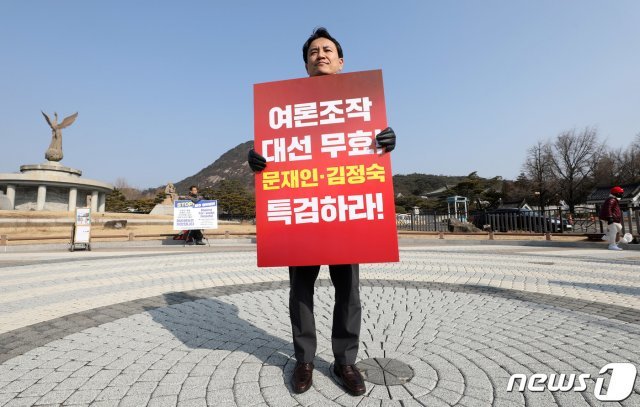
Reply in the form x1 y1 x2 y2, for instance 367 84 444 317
600 186 624 250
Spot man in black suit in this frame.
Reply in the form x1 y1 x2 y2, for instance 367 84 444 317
248 27 396 396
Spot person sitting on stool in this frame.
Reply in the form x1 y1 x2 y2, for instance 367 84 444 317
186 185 206 245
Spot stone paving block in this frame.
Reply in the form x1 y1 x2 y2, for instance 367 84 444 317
176 397 207 407
147 394 179 407
367 384 391 400
88 399 120 407
397 398 427 407
0 379 38 394
207 378 234 390
33 388 74 405
388 384 413 400
69 365 102 379
104 372 140 387
2 396 41 407
80 369 121 391
17 381 57 398
332 392 366 406
355 398 382 407
152 383 182 397
94 385 129 401
137 369 166 382
0 370 24 383
118 394 152 407
178 385 206 401
158 372 188 386
56 360 87 372
417 393 459 407
260 385 298 406
258 374 284 389
126 381 157 395
0 393 18 406
52 376 88 391
457 394 493 407
63 388 101 405
182 375 209 389
208 388 235 403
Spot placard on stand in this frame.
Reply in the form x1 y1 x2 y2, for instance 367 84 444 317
70 207 91 251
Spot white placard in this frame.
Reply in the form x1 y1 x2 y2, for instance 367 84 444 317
74 225 91 243
74 208 91 243
76 208 91 226
173 200 218 230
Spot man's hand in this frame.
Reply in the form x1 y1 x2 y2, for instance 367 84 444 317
248 149 267 172
376 127 396 152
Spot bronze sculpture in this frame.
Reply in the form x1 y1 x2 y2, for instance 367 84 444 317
42 111 78 161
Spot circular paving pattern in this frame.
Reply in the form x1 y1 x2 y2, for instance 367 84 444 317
1 281 639 406
355 358 415 385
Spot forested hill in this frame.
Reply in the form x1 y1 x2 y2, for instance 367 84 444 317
174 140 468 197
174 140 255 194
392 173 468 196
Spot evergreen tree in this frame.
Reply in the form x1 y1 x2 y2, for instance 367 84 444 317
105 189 128 212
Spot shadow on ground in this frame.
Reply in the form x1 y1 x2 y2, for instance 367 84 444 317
146 292 333 392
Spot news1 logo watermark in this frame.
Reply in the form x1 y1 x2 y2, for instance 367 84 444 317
506 363 637 402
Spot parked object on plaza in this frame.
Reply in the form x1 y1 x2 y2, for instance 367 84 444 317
69 207 91 251
0 111 113 212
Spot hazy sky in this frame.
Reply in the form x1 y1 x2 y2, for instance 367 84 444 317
1 1 639 189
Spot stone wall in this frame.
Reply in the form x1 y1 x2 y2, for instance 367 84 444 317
42 186 70 211
0 191 10 210
14 186 37 211
11 186 95 211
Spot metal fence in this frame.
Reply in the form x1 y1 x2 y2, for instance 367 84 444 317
396 207 640 235
396 212 450 232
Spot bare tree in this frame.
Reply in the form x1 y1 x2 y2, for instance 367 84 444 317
113 177 131 190
113 177 143 200
548 127 603 212
522 140 555 211
618 133 640 184
593 148 623 186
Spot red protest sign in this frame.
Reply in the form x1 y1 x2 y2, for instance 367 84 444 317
253 70 398 267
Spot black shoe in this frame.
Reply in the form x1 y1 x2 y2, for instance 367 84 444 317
291 362 314 394
334 364 366 396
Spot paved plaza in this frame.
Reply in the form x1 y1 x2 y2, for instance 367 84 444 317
0 241 639 406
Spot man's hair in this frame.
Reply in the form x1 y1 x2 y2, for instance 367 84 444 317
189 185 198 191
302 27 343 64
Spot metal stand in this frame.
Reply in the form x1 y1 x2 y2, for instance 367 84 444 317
69 224 91 252
183 230 210 247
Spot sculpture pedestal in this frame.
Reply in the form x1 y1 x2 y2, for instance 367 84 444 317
0 161 113 212
150 204 174 216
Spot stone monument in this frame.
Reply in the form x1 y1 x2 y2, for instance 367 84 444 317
42 111 78 162
150 182 178 215
0 111 113 212
162 182 177 205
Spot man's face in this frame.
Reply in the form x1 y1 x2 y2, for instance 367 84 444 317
190 188 198 195
305 37 343 77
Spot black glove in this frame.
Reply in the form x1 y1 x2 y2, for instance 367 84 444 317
248 149 267 172
376 127 396 152
607 217 613 225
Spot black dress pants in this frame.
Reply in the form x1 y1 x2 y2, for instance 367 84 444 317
289 264 361 365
